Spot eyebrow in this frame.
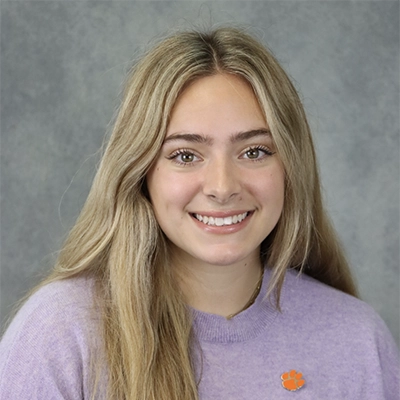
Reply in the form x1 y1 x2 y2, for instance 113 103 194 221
163 129 271 145
230 129 272 143
163 133 213 145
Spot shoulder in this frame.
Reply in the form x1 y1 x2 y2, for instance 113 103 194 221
281 270 391 332
280 269 397 346
1 276 98 346
0 276 103 399
276 270 399 398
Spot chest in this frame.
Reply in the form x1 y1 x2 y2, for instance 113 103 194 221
195 339 378 400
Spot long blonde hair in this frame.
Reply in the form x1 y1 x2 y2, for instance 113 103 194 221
41 27 357 399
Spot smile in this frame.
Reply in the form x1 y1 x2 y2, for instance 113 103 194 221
193 212 249 226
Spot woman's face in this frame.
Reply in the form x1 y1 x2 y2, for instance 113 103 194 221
146 74 285 269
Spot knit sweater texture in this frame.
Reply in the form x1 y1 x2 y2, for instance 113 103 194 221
0 269 399 399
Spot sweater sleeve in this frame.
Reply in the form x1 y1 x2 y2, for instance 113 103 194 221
0 279 101 400
374 313 400 399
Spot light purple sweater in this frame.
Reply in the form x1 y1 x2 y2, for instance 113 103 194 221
0 269 399 399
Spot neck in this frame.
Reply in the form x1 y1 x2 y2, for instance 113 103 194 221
172 252 263 318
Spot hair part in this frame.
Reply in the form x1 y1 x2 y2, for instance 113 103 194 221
38 27 357 399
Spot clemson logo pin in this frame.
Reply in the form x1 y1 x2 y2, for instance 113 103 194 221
281 370 305 391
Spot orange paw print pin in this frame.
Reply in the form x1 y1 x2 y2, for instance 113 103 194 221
281 370 305 391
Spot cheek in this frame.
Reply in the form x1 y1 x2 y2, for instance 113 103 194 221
272 175 285 209
167 177 201 213
146 165 166 208
270 168 285 195
250 167 285 208
147 166 199 212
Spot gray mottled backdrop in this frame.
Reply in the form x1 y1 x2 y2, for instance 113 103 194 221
1 1 399 345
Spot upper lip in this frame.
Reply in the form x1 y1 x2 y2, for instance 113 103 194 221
190 210 252 218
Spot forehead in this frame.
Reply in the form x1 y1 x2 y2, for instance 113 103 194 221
166 74 267 138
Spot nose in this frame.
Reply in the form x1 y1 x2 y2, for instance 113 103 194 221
202 157 241 203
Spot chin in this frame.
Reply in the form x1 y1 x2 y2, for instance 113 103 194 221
199 251 254 267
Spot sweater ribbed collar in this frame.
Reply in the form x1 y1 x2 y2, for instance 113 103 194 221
190 268 278 343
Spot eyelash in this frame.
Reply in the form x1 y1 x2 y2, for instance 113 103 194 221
241 145 275 161
166 149 201 166
166 145 275 166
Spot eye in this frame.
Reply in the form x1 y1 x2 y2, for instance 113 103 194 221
166 149 201 165
246 148 262 159
241 146 274 160
177 153 195 164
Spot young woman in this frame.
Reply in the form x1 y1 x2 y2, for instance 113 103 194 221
0 27 398 400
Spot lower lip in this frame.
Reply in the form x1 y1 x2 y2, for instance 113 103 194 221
191 212 253 234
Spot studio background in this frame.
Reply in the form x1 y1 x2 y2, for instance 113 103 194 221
1 1 399 345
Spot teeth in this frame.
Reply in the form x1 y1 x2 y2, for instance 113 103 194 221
194 212 248 226
215 218 224 226
224 216 233 225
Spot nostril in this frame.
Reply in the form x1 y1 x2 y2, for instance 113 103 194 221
206 192 239 204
